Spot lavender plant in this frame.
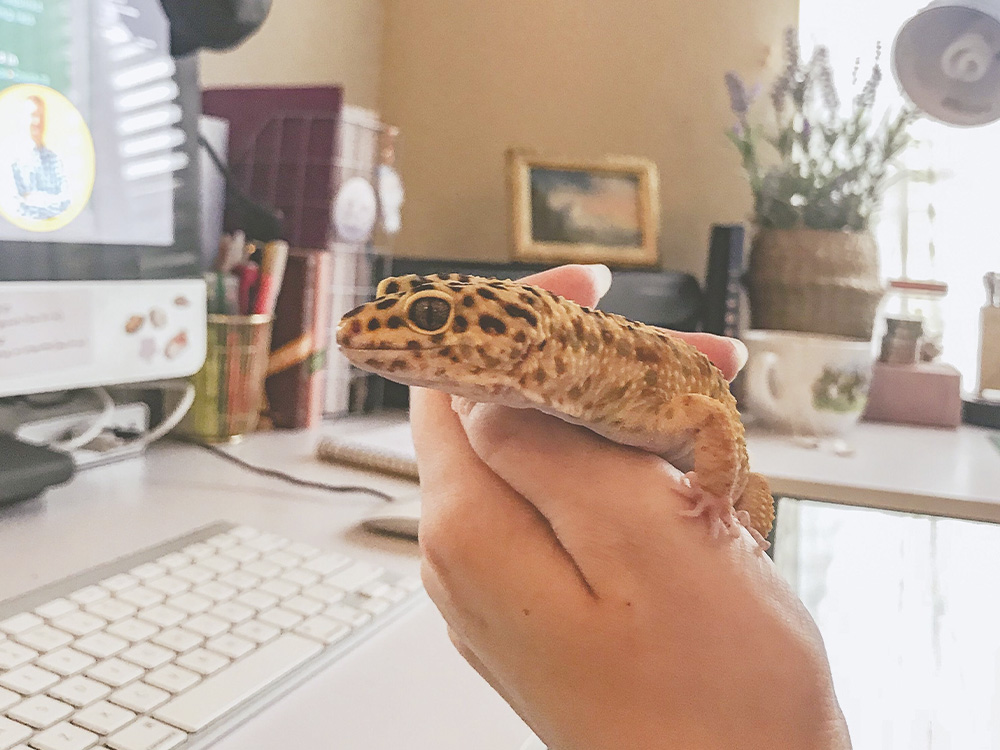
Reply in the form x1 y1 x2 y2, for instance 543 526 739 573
726 28 918 232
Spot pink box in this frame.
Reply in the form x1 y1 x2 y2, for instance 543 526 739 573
863 361 963 428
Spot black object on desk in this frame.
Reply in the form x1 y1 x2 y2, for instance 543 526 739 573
0 434 75 507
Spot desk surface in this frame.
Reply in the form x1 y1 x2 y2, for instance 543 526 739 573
0 422 532 750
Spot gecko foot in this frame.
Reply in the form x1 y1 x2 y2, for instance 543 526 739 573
677 472 769 552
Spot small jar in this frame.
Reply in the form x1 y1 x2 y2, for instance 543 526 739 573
872 279 948 364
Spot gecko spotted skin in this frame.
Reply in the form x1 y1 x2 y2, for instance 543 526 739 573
336 273 775 546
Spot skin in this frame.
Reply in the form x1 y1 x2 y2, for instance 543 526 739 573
411 264 852 750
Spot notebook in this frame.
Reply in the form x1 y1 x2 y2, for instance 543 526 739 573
316 421 419 479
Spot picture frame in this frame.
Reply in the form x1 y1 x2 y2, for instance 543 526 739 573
506 149 660 267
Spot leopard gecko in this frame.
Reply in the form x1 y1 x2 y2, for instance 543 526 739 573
336 273 774 547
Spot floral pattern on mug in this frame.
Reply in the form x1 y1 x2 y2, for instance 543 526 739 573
811 366 870 413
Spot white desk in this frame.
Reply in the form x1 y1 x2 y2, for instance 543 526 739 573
747 421 1000 524
0 425 533 750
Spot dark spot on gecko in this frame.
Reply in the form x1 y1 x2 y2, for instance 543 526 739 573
584 335 600 353
365 358 379 367
554 357 566 374
477 288 498 301
663 406 675 420
435 368 447 377
387 316 404 329
513 330 527 344
503 304 537 327
343 304 364 318
375 297 397 310
615 340 631 357
635 347 659 363
350 320 361 334
430 333 446 344
538 340 547 350
479 315 506 334
457 274 470 282
645 370 658 386
447 283 464 291
367 319 381 331
389 359 408 371
518 374 529 387
547 290 560 302
462 296 475 308
383 281 400 295
519 293 536 306
406 340 421 349
451 356 460 363
608 385 628 401
453 315 468 333
567 385 583 400
572 319 585 338
488 281 506 289
439 346 452 357
601 329 614 344
534 369 547 384
412 282 434 293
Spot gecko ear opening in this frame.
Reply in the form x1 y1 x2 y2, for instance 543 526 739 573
405 290 454 334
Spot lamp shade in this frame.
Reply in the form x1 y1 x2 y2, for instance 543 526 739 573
893 0 1000 126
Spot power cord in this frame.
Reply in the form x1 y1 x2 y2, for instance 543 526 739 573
189 441 397 502
48 387 116 452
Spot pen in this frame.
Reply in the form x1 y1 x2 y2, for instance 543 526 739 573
235 262 260 316
253 240 289 315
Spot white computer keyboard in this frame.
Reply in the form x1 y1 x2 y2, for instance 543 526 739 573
0 522 423 750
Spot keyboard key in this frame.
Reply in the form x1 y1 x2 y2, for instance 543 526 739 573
256 608 302 630
51 613 106 638
242 560 281 579
221 546 258 565
231 620 279 646
284 541 320 559
74 633 128 660
15 625 73 653
174 649 228 677
244 534 285 553
205 533 237 551
105 619 157 644
128 563 166 582
0 641 37 670
208 602 254 626
36 649 95 678
71 701 135 735
120 643 174 670
181 543 213 561
165 593 211 616
191 582 235 604
109 682 170 713
98 575 138 594
302 584 345 605
325 604 371 629
153 634 321 732
397 575 423 593
172 566 213 586
234 591 277 612
135 605 184 629
199 556 237 576
257 579 298 600
156 553 190 571
0 717 32 749
116 588 164 610
34 599 77 621
7 694 73 728
0 665 60 695
48 676 111 708
29 721 98 750
360 597 391 616
68 587 108 607
150 629 202 655
302 554 350 576
326 562 385 593
229 526 258 540
106 717 186 750
83 599 136 623
145 577 189 598
86 659 143 689
182 615 227 639
381 586 408 604
282 596 323 617
144 665 199 694
0 613 43 636
205 634 253 660
279 569 319 588
294 616 350 646
0 687 19 711
264 550 300 569
217 571 260 592
358 581 390 599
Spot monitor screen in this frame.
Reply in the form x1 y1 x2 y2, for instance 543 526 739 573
0 0 201 282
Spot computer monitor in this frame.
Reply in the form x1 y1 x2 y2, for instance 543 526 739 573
0 0 206 399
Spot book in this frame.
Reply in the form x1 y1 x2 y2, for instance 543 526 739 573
315 421 419 480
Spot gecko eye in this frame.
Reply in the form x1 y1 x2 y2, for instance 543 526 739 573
405 291 453 334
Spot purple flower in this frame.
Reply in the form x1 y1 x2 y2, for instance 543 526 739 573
802 118 812 141
783 27 800 74
725 71 751 123
812 46 840 113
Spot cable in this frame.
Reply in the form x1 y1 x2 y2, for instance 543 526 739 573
190 441 397 502
49 387 116 452
130 381 195 448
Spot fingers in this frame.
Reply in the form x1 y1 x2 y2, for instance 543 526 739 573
454 401 693 591
669 331 748 382
518 263 611 307
410 387 596 611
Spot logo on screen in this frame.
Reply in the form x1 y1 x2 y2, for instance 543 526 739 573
0 84 95 233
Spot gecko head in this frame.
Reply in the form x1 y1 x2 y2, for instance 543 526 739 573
336 273 548 392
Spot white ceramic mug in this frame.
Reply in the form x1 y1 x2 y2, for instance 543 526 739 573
742 330 874 435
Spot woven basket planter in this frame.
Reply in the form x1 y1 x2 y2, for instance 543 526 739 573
745 228 885 341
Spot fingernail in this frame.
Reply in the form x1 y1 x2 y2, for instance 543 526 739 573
732 339 749 371
587 264 613 298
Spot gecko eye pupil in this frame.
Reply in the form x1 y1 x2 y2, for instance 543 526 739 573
408 297 451 332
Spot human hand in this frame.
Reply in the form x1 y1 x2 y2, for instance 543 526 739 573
411 264 851 750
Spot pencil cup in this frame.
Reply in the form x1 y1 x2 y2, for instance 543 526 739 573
175 314 273 442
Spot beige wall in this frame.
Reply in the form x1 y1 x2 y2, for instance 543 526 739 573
199 0 384 109
380 1 798 278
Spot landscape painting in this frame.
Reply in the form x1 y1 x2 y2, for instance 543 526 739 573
507 150 659 267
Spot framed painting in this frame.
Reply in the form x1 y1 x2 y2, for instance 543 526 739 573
506 149 660 267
